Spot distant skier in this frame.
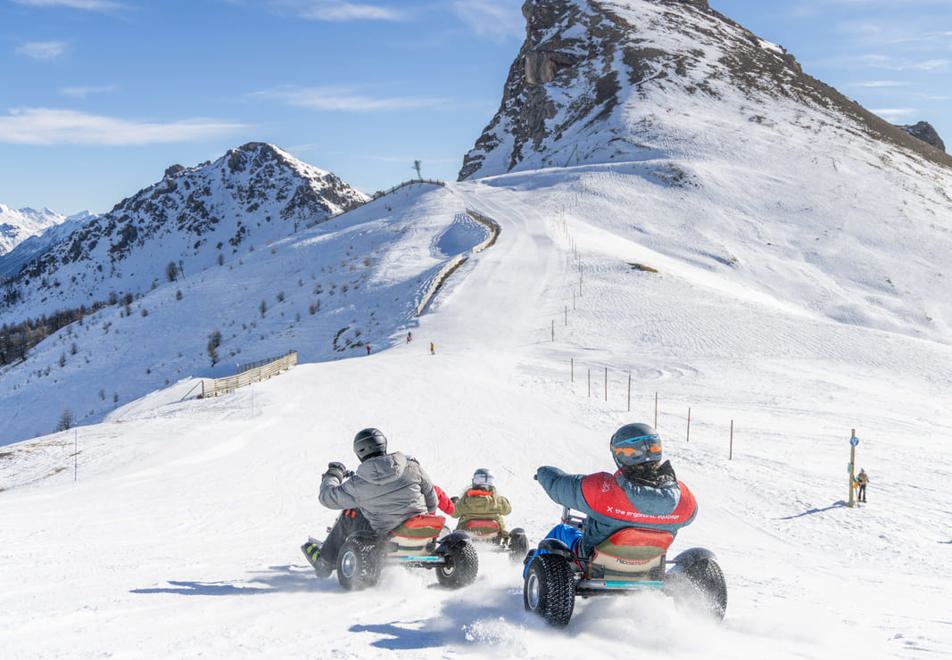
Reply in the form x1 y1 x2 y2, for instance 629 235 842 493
856 468 869 503
406 331 413 343
527 423 697 563
366 345 371 355
430 342 435 355
301 428 438 578
451 468 512 535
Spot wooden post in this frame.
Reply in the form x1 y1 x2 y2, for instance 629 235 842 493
729 420 734 460
686 407 691 443
654 392 658 428
604 366 608 402
627 372 631 412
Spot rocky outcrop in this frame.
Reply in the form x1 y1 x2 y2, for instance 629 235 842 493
897 121 945 152
0 143 369 319
458 0 952 180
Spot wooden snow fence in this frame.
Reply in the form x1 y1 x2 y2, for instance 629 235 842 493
201 350 297 398
414 209 500 317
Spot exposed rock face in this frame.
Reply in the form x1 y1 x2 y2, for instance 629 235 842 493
898 121 946 152
0 142 369 318
458 0 951 180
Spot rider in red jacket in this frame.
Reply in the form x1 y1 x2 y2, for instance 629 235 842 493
533 423 696 558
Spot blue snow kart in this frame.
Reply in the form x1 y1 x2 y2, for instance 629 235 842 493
522 508 727 627
334 514 478 591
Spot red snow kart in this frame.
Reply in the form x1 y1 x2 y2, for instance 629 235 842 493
456 519 529 562
523 508 727 627
334 513 478 590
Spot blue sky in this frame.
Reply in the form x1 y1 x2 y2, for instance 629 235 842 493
0 0 949 215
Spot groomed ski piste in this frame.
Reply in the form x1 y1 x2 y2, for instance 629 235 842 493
2 158 951 658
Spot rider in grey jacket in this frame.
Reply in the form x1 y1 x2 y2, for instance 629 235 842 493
320 449 438 535
303 428 438 578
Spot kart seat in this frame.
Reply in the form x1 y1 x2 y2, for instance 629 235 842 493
461 519 501 540
591 527 673 579
389 514 446 555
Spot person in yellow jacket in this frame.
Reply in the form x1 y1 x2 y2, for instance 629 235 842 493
856 468 869 503
451 468 512 538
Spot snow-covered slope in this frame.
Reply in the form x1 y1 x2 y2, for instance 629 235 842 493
458 0 952 345
0 205 65 259
0 142 369 319
1 174 950 659
0 182 486 445
1 2 952 654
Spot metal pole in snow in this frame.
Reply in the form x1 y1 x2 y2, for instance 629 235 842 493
627 372 631 412
729 420 734 460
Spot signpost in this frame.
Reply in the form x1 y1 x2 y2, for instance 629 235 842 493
848 429 859 508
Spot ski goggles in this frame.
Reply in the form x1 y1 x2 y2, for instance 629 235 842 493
612 434 661 459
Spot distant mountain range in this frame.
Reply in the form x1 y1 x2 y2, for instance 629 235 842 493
0 206 68 259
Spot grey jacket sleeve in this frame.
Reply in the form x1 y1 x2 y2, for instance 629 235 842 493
318 472 359 510
536 466 590 514
414 460 438 514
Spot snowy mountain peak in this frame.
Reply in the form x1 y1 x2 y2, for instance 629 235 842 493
458 0 952 179
0 205 66 258
1 143 369 319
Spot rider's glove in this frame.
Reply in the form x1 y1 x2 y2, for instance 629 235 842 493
323 461 348 481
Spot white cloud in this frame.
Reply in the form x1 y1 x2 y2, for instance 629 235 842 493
16 41 66 60
0 108 247 145
252 85 447 111
61 84 118 97
453 0 523 41
11 0 125 9
871 107 917 121
859 53 950 71
849 80 910 88
275 1 407 21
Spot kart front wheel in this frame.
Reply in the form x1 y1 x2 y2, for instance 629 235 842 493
436 541 479 589
523 553 575 627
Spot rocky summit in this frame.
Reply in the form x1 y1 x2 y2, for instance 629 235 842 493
459 0 951 180
0 143 368 319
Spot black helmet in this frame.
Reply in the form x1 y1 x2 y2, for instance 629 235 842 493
610 423 662 468
353 428 388 462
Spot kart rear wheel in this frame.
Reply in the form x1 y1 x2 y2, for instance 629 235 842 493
436 541 479 589
337 536 380 591
667 557 727 620
509 529 529 562
523 554 575 627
